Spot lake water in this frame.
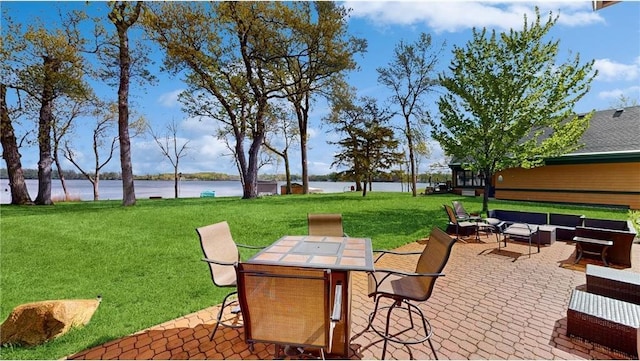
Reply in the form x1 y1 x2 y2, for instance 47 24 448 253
0 179 431 204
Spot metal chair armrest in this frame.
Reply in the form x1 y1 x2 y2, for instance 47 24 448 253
236 243 266 250
371 268 445 288
372 249 422 262
201 257 237 266
373 268 445 278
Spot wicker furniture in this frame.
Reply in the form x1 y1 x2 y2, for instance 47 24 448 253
586 264 640 305
536 225 556 245
247 235 374 357
308 213 347 237
575 225 636 267
548 213 584 240
354 227 456 360
573 236 613 266
567 289 639 357
195 221 265 341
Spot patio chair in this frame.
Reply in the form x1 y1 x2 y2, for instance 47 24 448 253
443 204 478 243
451 200 482 221
355 227 456 360
236 263 343 359
308 213 348 237
195 221 264 341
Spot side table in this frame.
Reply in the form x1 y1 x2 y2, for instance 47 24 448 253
537 225 556 245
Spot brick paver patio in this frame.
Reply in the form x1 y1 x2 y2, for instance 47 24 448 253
68 234 639 360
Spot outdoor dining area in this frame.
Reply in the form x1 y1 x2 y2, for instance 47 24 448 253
67 210 640 360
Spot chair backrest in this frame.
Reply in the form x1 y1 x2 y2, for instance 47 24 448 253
196 221 240 288
236 263 331 349
308 213 345 237
443 204 459 225
452 201 468 218
413 227 457 301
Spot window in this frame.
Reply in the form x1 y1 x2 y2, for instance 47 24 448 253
455 170 485 187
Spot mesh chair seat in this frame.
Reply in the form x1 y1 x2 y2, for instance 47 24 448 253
236 263 342 358
196 221 264 342
367 272 432 301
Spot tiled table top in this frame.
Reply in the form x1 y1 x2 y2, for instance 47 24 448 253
248 235 374 271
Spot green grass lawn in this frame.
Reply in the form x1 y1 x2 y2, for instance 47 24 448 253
0 192 630 360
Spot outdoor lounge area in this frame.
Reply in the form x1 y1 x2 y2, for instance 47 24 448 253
67 233 640 360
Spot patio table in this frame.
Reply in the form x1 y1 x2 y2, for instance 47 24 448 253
246 235 374 357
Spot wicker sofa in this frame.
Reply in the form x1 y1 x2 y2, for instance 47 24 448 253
548 213 585 241
487 209 548 226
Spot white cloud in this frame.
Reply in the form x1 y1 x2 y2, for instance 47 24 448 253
594 57 640 82
157 89 184 108
597 85 640 101
343 1 603 33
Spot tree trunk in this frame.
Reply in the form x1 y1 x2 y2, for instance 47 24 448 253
406 121 417 197
116 20 136 206
53 146 70 201
0 84 33 205
243 134 263 199
298 101 310 194
284 152 292 195
173 168 179 198
34 59 57 205
483 172 492 215
92 176 99 201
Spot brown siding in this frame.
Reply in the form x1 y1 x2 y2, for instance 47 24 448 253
494 162 640 209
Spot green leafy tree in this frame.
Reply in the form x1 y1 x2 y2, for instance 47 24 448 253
0 16 33 205
432 9 596 213
2 11 90 205
378 33 444 197
327 95 403 197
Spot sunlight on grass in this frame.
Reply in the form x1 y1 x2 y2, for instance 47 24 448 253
0 193 629 359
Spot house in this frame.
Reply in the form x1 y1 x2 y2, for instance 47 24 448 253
449 106 640 209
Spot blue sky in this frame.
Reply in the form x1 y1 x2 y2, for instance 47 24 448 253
4 1 640 177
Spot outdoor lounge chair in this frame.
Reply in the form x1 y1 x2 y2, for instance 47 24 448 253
354 226 456 360
236 263 342 359
195 221 264 341
451 201 482 221
308 213 348 237
443 204 479 243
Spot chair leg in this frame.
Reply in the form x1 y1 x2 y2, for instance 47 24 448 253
374 299 437 360
210 290 238 341
381 300 401 360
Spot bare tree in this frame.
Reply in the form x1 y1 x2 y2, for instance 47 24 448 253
378 33 445 197
51 96 94 200
262 104 299 194
147 119 190 198
63 103 119 201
